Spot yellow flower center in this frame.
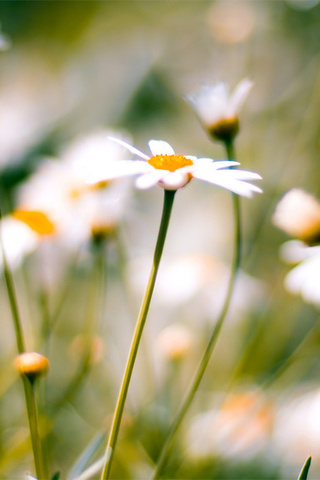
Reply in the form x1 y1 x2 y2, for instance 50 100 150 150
148 154 193 172
13 210 55 236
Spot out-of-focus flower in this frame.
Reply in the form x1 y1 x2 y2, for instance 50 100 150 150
0 51 74 168
69 334 105 366
17 130 131 248
273 189 320 306
128 253 266 324
186 389 274 460
280 240 320 306
273 389 320 467
155 323 193 361
86 137 261 196
207 1 256 44
187 79 253 143
0 214 44 270
273 189 320 244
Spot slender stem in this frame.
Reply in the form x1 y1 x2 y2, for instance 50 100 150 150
101 189 176 480
0 212 48 478
22 377 49 480
0 227 25 354
152 140 241 479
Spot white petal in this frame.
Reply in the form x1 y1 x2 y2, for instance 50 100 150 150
160 172 192 190
108 137 150 160
195 159 239 169
86 160 152 184
229 79 253 115
223 169 262 181
193 169 261 197
280 241 310 263
135 170 168 189
148 140 175 156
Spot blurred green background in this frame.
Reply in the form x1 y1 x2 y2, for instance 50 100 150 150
1 1 320 479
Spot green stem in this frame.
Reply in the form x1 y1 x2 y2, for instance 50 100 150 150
0 212 48 479
0 232 25 354
101 189 176 480
152 139 241 479
22 377 49 480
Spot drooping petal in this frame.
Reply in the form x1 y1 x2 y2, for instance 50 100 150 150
222 169 262 181
229 79 253 115
148 140 175 156
195 159 240 169
108 137 150 160
192 168 262 197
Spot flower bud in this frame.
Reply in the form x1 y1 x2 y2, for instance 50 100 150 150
208 117 240 143
14 352 49 381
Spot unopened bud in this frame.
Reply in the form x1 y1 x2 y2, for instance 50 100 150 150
208 117 239 143
14 352 49 381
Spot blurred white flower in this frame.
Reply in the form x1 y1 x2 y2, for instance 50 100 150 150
186 389 274 460
0 51 74 168
155 323 193 361
86 137 262 196
273 188 320 244
274 189 320 307
0 215 41 270
207 1 256 44
280 240 320 306
273 389 320 467
17 130 131 248
128 253 266 324
187 79 253 142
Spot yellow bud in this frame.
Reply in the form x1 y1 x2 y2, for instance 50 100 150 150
14 352 49 381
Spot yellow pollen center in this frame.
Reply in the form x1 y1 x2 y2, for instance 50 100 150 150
148 154 193 172
13 210 55 236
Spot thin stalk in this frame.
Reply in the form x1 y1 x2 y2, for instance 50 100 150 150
0 230 25 354
152 139 241 479
0 213 48 479
22 377 49 480
100 189 176 480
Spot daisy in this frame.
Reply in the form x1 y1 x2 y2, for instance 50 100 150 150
187 79 253 142
86 138 262 197
273 189 320 307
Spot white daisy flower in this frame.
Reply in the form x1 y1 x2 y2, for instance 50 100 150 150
187 79 253 141
86 137 262 197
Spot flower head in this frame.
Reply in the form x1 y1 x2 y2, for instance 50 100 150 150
14 352 49 381
272 188 320 244
273 189 320 307
188 79 253 142
86 137 262 197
